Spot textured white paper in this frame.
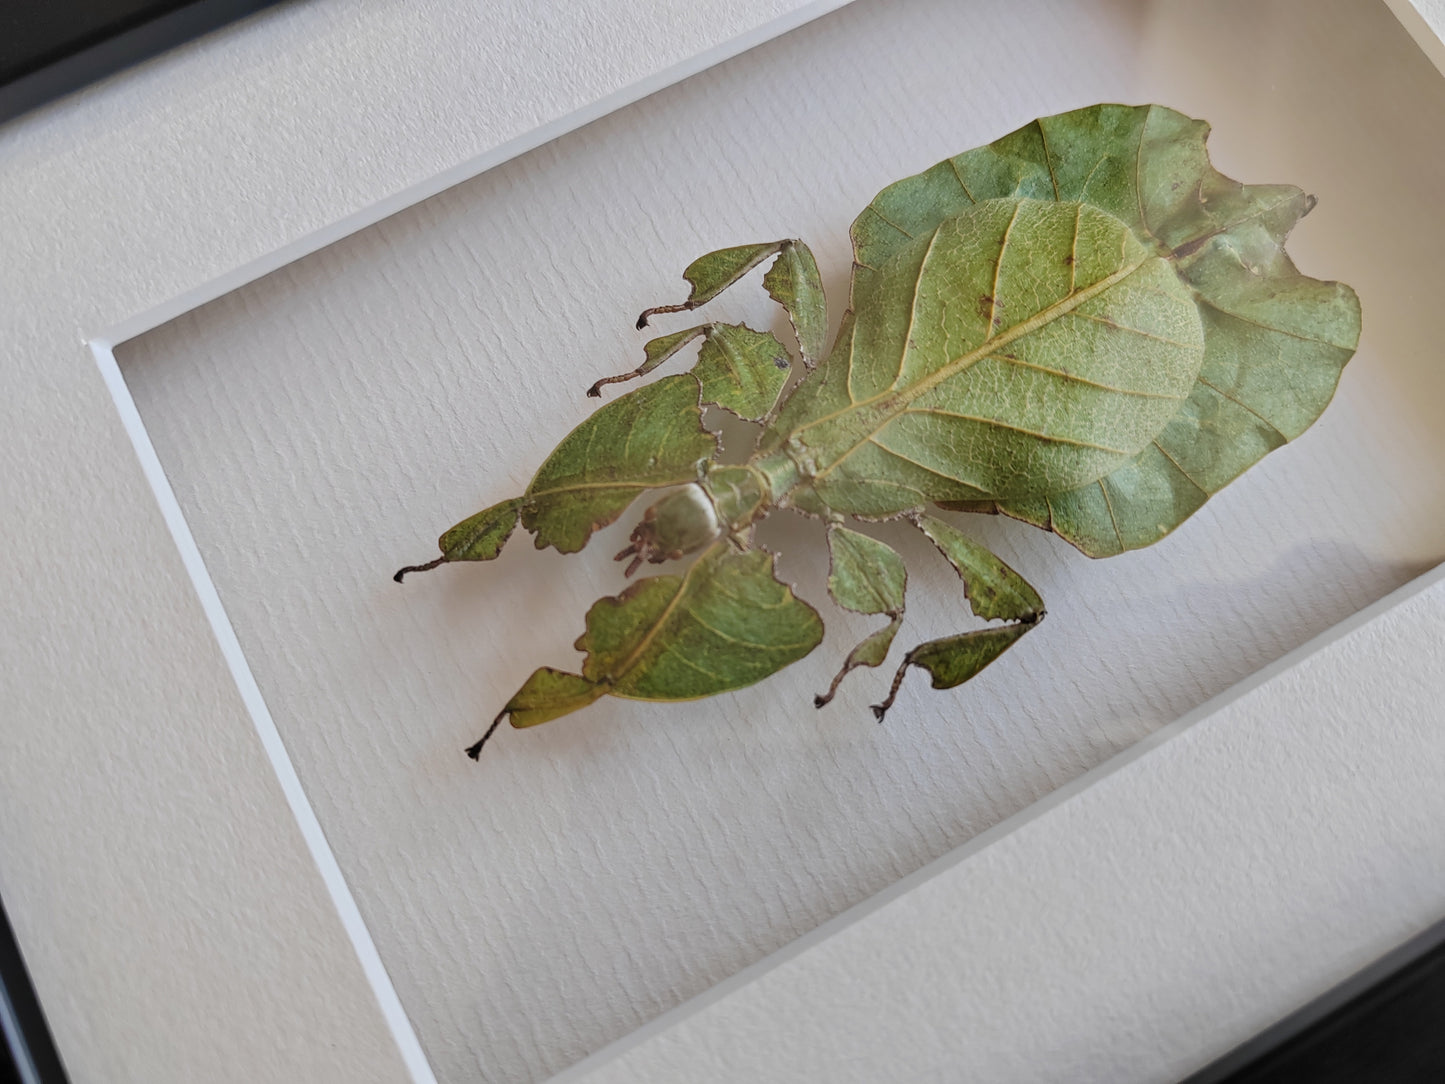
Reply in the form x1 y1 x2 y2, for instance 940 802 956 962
116 1 1445 1081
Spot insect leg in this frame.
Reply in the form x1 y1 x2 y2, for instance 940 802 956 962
399 375 719 583
590 322 795 423
587 325 707 397
870 514 1045 721
813 525 907 708
761 240 827 368
393 496 522 581
637 240 827 369
636 241 786 327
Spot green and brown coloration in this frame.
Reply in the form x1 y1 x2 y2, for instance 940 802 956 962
395 104 1361 758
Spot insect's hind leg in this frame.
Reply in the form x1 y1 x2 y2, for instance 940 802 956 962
813 525 907 708
870 514 1045 721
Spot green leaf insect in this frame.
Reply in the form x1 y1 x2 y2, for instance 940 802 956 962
395 103 1361 759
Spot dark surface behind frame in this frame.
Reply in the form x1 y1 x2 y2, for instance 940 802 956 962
1191 916 1445 1083
0 897 67 1084
0 0 285 126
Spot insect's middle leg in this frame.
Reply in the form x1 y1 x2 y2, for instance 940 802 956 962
813 524 907 708
870 514 1045 721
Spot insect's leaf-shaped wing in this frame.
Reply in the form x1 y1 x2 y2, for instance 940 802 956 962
785 199 1205 517
522 374 717 553
854 103 1360 555
855 104 1308 279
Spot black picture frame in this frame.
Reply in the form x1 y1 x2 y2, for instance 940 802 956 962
1188 917 1445 1083
0 896 68 1084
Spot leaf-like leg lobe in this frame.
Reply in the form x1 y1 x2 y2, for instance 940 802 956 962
467 668 609 758
871 617 1041 721
589 326 707 397
814 525 907 708
815 616 901 708
762 240 828 368
522 375 717 555
637 242 786 329
395 496 524 581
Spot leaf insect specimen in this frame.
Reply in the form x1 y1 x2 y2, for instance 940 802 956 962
396 104 1361 758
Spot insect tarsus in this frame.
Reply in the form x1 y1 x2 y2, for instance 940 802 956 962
635 300 697 329
465 710 507 760
394 557 446 582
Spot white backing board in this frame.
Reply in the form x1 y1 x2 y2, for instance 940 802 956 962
111 0 1445 1080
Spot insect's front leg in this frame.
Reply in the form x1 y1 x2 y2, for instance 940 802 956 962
870 514 1045 721
394 374 716 580
393 495 522 581
636 240 825 359
589 239 828 400
813 525 907 708
587 323 794 423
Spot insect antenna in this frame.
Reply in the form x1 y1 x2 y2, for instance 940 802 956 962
614 542 645 577
465 710 507 760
